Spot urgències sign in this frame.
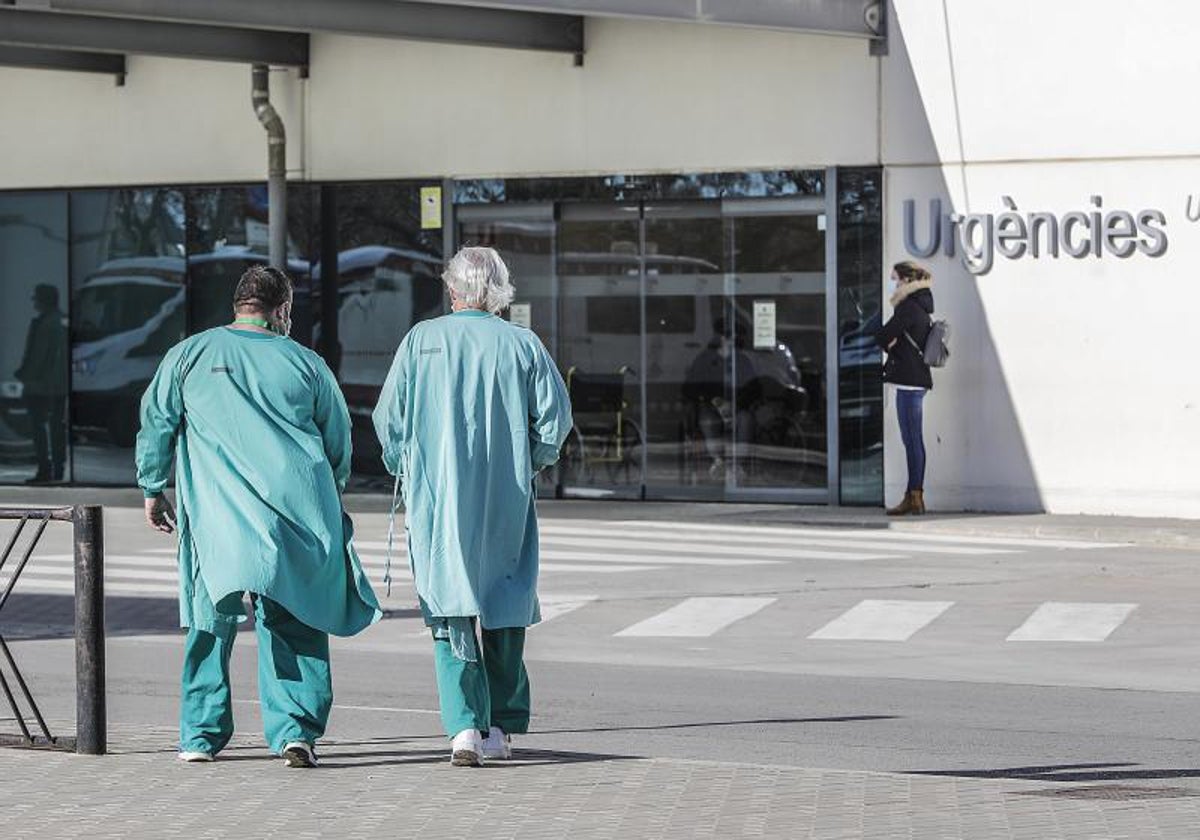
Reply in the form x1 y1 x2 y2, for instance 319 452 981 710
904 196 1169 275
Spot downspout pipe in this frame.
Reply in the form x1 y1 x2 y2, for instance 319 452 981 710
251 63 287 269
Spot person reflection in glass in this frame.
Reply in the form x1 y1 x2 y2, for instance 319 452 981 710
16 284 67 484
683 319 757 482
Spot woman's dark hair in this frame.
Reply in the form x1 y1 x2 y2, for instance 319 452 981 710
233 265 293 312
892 260 932 284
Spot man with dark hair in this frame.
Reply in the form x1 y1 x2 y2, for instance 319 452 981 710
136 265 380 768
16 283 68 484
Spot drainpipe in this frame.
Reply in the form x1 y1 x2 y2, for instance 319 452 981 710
251 64 287 269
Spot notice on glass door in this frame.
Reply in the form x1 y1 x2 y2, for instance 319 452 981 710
510 303 532 329
753 300 776 349
420 186 443 229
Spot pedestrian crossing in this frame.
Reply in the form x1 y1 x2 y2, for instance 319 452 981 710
0 519 1140 645
4 519 1121 600
807 599 955 641
614 597 777 638
1006 602 1138 642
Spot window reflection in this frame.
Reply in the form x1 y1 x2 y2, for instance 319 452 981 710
70 189 185 484
0 192 69 485
556 212 643 495
459 212 556 494
729 214 826 490
643 210 724 492
329 184 444 489
187 185 317 342
836 168 884 505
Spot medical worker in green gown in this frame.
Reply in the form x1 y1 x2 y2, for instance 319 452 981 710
373 247 572 766
136 265 381 768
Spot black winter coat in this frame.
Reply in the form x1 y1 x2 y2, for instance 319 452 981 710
876 283 934 390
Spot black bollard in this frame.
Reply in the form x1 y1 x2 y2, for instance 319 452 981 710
73 505 106 755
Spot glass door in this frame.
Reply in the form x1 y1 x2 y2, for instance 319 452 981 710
457 203 558 496
556 204 643 499
724 198 829 499
642 203 728 498
451 191 837 503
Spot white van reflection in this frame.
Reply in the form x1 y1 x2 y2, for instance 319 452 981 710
70 251 308 448
312 245 443 478
72 257 185 447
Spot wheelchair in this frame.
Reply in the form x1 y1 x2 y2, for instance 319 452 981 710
560 365 643 485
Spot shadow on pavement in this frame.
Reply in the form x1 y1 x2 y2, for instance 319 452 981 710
0 593 420 640
316 747 644 769
534 714 898 735
910 762 1200 782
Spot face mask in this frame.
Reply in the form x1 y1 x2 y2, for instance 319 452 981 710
887 278 901 296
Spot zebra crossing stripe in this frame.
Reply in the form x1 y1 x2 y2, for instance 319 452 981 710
808 599 955 641
536 535 890 561
615 597 776 638
1006 602 1137 642
532 549 777 567
614 521 1124 550
538 523 1000 555
12 576 179 597
537 596 598 624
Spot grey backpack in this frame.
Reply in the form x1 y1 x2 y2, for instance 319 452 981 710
906 319 950 368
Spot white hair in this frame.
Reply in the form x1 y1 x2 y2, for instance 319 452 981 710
442 246 515 314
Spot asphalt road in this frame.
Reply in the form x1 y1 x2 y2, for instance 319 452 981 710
3 504 1198 782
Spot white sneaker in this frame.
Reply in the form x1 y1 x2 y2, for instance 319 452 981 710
450 729 484 767
481 726 512 760
281 741 318 768
177 750 215 763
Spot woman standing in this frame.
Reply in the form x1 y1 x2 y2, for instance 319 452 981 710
876 261 935 516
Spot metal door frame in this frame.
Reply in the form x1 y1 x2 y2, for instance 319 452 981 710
553 201 645 500
450 169 841 505
712 186 835 505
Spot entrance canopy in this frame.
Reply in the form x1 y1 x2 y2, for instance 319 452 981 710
0 0 884 81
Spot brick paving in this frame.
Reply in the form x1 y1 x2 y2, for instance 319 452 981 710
2 726 1199 839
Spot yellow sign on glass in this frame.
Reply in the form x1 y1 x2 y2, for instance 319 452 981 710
420 186 443 230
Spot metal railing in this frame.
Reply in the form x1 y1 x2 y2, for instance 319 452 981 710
0 505 105 755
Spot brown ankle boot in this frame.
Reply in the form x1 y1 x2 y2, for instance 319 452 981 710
887 492 915 516
910 489 926 515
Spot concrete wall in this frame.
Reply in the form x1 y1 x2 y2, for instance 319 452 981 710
882 0 1200 517
0 18 879 188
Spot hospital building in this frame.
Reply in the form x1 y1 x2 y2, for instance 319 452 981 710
1 1 1196 517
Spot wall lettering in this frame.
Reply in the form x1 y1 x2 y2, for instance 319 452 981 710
903 196 1170 275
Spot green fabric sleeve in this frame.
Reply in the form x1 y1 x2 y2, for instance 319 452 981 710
372 333 411 477
526 338 573 471
312 354 353 493
135 343 186 498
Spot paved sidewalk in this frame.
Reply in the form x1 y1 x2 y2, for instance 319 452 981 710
3 726 1199 840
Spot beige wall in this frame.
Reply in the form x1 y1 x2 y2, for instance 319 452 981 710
0 58 305 189
0 18 879 189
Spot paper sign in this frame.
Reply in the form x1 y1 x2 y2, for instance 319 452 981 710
509 303 531 329
753 301 776 349
420 186 442 230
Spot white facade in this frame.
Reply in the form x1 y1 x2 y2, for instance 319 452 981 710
1 2 1196 516
881 2 1200 517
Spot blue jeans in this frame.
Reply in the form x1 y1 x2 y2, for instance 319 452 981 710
896 389 926 493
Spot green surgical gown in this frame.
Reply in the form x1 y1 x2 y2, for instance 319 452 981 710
136 327 382 639
372 310 572 631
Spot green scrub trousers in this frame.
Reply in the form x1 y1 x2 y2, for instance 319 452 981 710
432 622 530 737
180 595 332 755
